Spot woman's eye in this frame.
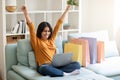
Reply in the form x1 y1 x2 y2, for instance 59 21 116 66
43 30 47 32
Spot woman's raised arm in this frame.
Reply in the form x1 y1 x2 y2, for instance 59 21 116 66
21 5 32 23
51 5 71 40
59 5 71 21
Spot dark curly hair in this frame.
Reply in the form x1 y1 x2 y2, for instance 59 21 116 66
36 21 53 39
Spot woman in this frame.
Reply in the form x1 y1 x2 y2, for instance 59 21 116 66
21 5 80 77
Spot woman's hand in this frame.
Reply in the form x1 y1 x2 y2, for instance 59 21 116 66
65 5 71 12
21 5 31 23
21 5 28 14
59 5 71 21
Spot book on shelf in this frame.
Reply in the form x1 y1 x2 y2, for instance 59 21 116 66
22 20 26 33
17 20 23 33
11 20 26 34
11 22 19 34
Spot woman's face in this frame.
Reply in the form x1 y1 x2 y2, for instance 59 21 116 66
41 26 51 40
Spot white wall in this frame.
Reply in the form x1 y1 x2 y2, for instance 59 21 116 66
81 0 114 40
113 0 120 53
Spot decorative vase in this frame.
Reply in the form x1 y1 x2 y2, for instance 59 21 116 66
6 0 17 12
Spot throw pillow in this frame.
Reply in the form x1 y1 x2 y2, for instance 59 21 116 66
28 51 37 69
55 35 63 54
17 39 33 66
104 41 119 58
70 38 90 67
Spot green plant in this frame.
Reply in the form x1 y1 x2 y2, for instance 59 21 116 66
67 0 79 6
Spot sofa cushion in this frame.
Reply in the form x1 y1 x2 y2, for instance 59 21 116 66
17 39 33 66
86 56 120 76
55 35 63 54
7 70 26 80
105 41 119 58
28 51 37 69
12 65 113 80
12 65 42 80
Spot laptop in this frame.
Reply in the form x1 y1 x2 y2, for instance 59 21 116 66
51 53 73 67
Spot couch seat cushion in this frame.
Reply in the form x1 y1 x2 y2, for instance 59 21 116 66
12 65 113 80
12 65 41 80
86 56 120 76
7 70 26 80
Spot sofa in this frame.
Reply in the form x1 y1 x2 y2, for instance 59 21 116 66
68 30 120 80
5 35 113 80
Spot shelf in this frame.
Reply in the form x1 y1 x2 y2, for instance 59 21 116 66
6 10 79 15
62 29 79 32
6 32 26 36
7 35 25 44
5 10 63 14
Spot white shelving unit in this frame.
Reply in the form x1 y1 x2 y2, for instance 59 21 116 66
5 0 80 43
0 0 80 80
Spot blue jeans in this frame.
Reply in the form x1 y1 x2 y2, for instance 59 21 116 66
37 62 80 77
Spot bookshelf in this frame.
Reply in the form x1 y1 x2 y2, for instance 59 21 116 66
4 0 80 44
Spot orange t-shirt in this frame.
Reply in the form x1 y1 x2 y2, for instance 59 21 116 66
27 19 63 66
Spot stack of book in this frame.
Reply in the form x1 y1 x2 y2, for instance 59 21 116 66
11 20 26 34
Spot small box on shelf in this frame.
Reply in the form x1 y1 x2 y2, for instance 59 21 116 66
63 23 71 30
7 35 25 44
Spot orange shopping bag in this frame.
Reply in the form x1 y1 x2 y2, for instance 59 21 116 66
70 38 90 67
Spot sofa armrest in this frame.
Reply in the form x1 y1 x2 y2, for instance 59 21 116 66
5 44 18 72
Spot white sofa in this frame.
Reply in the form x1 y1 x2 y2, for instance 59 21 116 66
5 35 113 80
68 30 120 80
